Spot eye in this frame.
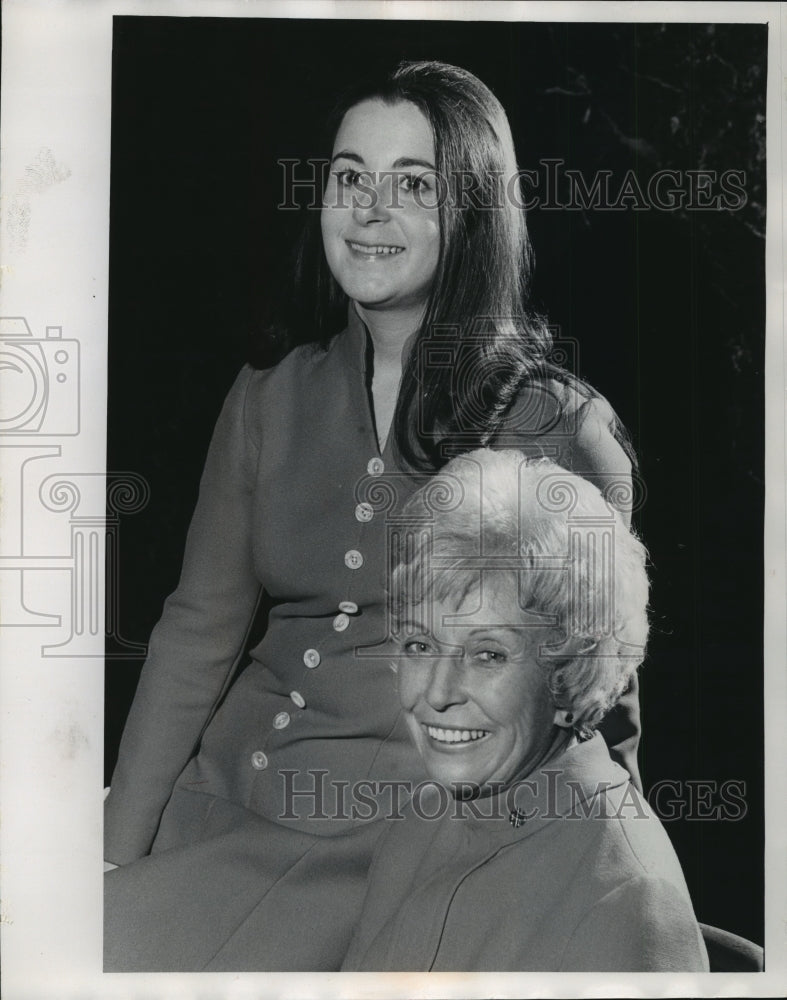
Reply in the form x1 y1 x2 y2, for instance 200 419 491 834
476 649 507 664
403 639 433 656
334 169 364 187
399 173 430 193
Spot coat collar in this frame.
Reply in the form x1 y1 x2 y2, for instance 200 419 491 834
401 733 634 861
331 301 369 375
457 732 631 834
331 301 414 468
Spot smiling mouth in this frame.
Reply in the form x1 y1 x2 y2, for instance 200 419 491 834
347 241 405 256
425 725 490 745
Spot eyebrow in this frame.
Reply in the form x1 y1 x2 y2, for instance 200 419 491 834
396 619 430 634
464 627 523 638
331 150 437 171
395 622 523 639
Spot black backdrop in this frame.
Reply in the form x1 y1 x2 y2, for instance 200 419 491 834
106 17 765 947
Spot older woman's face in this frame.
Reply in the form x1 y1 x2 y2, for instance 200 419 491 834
321 99 440 318
396 584 559 792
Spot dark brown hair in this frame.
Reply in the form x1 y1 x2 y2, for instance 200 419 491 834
251 61 632 472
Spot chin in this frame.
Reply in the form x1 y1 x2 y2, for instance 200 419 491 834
429 769 497 794
333 275 389 306
352 287 398 309
420 752 496 791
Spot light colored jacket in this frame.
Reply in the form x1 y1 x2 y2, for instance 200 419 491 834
343 734 708 972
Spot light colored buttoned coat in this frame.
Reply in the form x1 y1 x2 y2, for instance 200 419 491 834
104 307 639 971
343 734 709 972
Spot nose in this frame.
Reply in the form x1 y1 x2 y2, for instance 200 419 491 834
424 655 466 712
352 174 392 226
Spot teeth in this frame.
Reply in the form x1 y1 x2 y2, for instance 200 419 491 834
426 726 489 744
348 242 404 255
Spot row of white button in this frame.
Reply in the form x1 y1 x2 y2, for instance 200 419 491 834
252 461 384 772
251 692 304 769
347 460 383 569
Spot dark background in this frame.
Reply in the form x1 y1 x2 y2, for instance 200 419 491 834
106 17 766 947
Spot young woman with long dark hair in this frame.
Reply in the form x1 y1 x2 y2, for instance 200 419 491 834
104 60 639 971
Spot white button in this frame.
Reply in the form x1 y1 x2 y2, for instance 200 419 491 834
273 711 291 730
338 601 358 614
367 457 385 476
345 550 363 570
303 648 321 669
251 751 268 770
355 502 374 523
290 690 306 709
333 613 350 632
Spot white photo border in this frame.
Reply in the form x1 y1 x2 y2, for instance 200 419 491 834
1 1 784 997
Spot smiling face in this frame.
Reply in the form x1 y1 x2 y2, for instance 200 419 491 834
396 583 560 793
321 99 441 324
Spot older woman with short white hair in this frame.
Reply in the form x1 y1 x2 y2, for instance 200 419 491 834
342 449 708 972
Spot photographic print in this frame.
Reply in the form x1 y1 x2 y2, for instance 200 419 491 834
1 2 784 997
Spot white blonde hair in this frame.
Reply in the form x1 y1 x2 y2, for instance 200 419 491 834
391 449 649 730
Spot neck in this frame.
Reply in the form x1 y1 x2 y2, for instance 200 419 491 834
510 728 578 788
354 302 421 371
465 727 577 801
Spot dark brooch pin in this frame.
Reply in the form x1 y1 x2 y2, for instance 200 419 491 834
509 808 528 829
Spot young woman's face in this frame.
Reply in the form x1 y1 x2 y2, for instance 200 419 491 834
396 585 559 792
321 99 441 319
